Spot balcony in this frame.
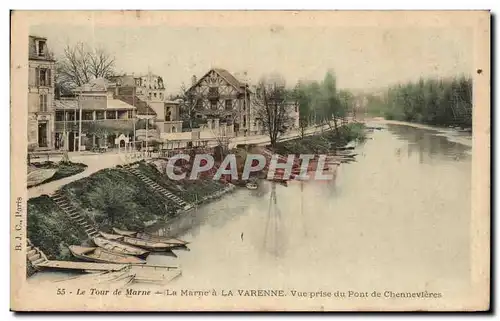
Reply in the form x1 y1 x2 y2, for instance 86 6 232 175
55 119 135 133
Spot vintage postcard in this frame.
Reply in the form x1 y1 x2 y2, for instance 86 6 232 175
10 10 490 311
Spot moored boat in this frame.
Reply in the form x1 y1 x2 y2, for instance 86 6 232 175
93 237 149 257
112 227 137 237
135 233 189 247
121 236 177 252
99 231 124 241
68 245 146 264
113 227 189 247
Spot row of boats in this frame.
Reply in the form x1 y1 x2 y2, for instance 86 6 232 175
68 228 189 265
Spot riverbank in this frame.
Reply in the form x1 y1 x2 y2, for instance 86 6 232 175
27 160 233 261
274 122 366 155
370 118 472 148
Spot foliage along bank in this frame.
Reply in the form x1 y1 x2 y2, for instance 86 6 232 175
274 122 366 155
365 76 472 129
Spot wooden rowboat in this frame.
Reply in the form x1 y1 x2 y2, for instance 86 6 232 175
135 233 189 247
113 227 189 247
93 237 149 257
112 227 136 237
99 231 124 241
68 245 146 264
121 236 176 252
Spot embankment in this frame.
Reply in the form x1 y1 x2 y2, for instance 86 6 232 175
27 160 231 261
274 122 366 154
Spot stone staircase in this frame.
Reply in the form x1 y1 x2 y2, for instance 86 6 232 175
122 164 194 212
51 190 100 238
26 238 48 267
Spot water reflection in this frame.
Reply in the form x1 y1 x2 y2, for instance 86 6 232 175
262 183 286 258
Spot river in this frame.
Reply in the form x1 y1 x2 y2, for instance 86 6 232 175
30 121 473 303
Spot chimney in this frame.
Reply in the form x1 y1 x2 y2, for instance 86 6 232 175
191 75 197 86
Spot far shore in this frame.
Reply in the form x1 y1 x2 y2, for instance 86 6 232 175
367 117 473 148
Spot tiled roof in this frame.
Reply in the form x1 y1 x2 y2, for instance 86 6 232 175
115 95 157 116
213 68 246 91
188 68 252 94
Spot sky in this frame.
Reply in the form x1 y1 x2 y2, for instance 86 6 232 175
31 23 473 95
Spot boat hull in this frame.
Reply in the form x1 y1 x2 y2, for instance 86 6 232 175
69 245 146 264
93 237 149 257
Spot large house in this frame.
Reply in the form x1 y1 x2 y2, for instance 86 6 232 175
28 35 55 150
186 68 252 136
54 78 138 151
110 74 182 135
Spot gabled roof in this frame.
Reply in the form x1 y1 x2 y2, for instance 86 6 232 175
115 94 157 116
187 68 251 94
74 78 111 92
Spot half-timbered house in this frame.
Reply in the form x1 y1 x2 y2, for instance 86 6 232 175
186 68 252 136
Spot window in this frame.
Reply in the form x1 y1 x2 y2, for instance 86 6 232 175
208 87 219 97
196 100 203 109
39 69 47 86
243 115 246 127
83 111 94 121
127 110 133 119
154 92 157 98
295 104 298 113
96 111 105 120
172 126 176 133
159 93 163 100
211 101 217 110
165 107 171 121
55 111 65 121
37 68 51 87
39 94 48 112
106 111 116 119
225 99 232 110
37 40 46 56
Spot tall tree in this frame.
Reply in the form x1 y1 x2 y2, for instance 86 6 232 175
293 81 311 138
56 42 115 94
254 75 294 148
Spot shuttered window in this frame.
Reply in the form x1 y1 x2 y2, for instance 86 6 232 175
39 94 48 112
36 67 52 87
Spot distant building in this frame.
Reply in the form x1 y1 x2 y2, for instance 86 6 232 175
134 72 166 102
28 35 55 150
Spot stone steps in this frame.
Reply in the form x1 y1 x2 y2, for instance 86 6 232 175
51 191 99 238
124 166 193 211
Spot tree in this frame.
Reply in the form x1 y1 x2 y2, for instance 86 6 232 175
254 75 294 148
56 42 116 94
293 81 311 138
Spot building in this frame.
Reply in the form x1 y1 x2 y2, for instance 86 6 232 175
134 73 166 101
162 100 183 133
28 35 55 150
54 78 137 151
186 68 252 136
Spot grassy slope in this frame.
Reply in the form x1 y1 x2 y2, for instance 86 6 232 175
27 195 87 260
134 161 229 204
